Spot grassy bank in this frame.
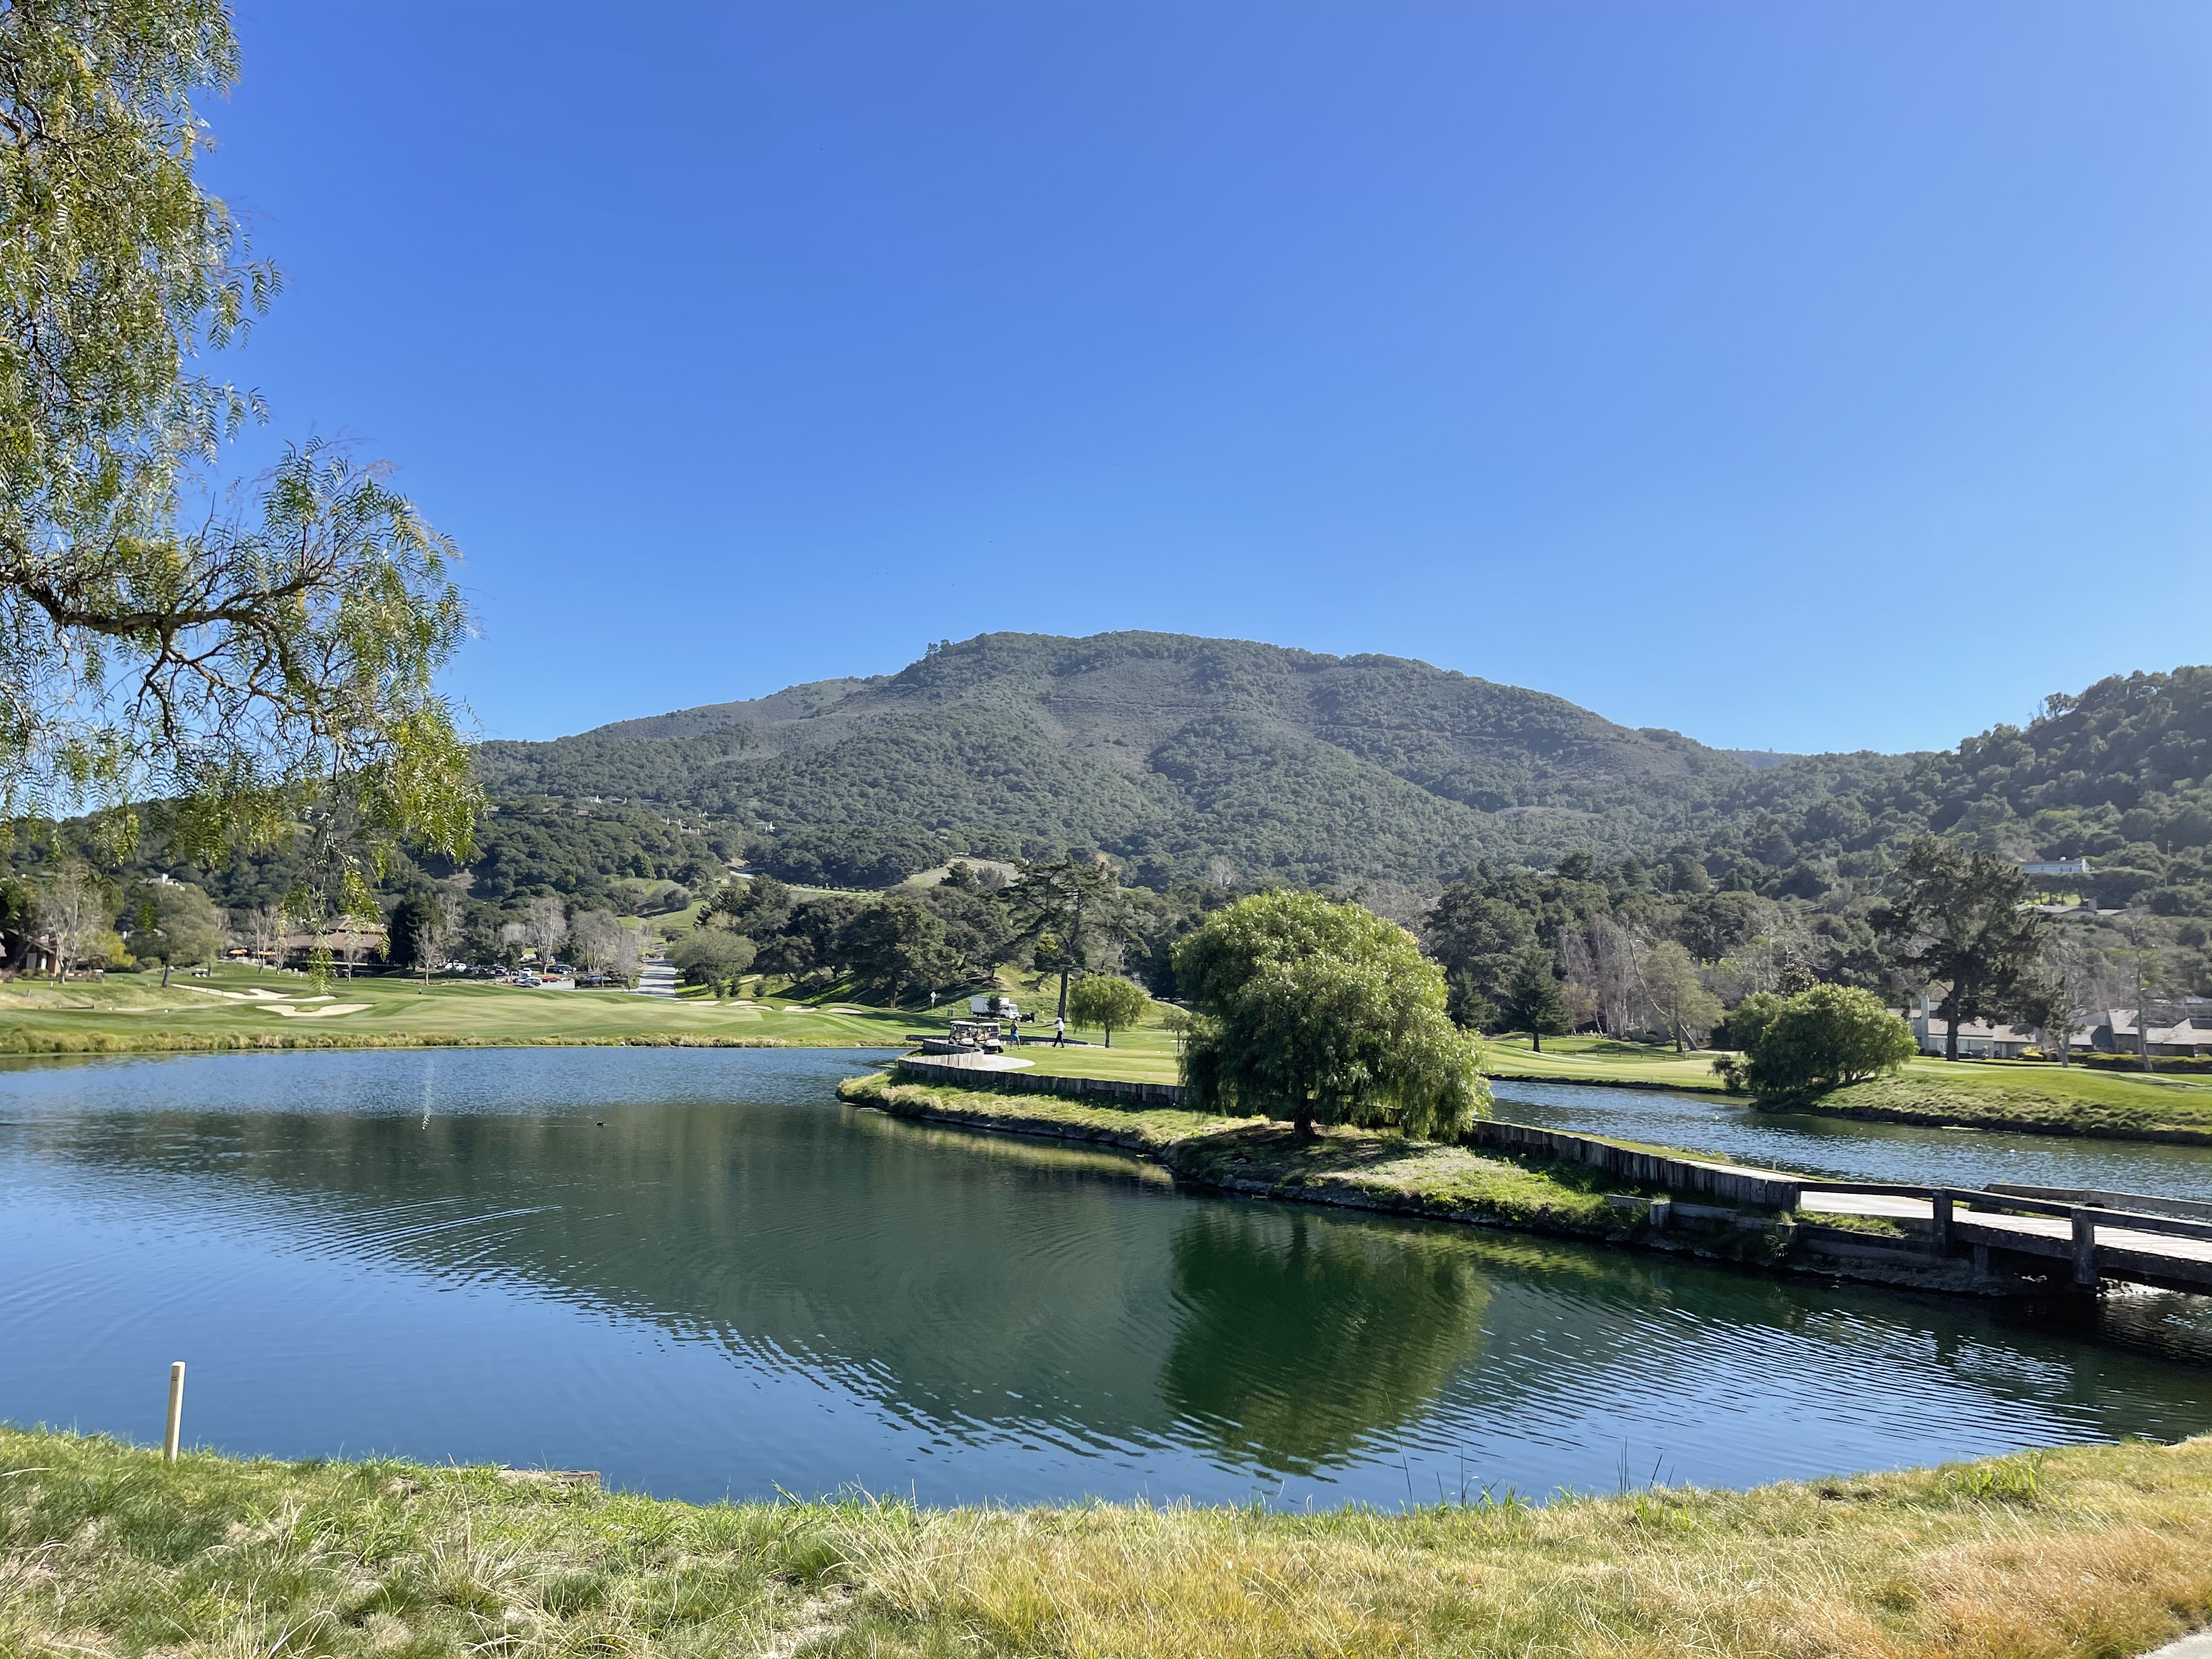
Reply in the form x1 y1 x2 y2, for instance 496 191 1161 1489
999 1031 1733 1094
1799 1064 2212 1146
1481 1032 2212 1148
3 1426 2209 1658
842 1072 1708 1244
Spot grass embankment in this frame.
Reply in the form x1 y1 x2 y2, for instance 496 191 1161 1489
4 1426 2209 1658
844 1072 1662 1241
0 964 927 1055
1004 1031 1736 1094
988 1029 1733 1093
1806 1064 2212 1146
1485 1033 2212 1147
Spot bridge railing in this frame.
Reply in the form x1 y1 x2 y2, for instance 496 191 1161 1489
1798 1180 2212 1240
1795 1179 2212 1286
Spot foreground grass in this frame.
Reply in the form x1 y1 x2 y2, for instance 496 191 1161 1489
0 964 924 1054
4 1426 2210 1658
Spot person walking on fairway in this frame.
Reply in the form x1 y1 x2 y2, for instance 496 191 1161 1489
1053 1014 1066 1047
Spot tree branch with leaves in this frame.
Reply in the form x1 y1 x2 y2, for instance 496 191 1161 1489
1872 839 2049 1063
2 1 478 883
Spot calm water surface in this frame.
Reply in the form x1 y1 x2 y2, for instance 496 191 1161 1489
2 1048 2208 1506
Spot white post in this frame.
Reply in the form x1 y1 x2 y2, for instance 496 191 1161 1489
163 1361 185 1462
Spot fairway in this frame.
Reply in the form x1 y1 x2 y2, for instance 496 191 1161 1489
1482 1034 1735 1092
0 964 921 1051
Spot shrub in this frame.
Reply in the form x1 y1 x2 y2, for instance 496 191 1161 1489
2081 1053 2212 1075
670 928 755 989
1714 984 1916 1096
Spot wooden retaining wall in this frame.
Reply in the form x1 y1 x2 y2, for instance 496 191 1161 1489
1465 1120 1802 1209
888 1056 1802 1208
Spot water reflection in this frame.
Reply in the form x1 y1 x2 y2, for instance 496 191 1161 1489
1 1048 2207 1505
1163 1210 1491 1473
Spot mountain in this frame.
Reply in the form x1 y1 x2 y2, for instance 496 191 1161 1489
472 634 2212 909
473 633 1822 887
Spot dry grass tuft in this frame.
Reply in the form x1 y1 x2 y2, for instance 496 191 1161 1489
3 1429 2210 1658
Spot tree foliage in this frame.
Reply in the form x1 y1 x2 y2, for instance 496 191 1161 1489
1638 939 1725 1052
1065 974 1149 1047
122 877 223 982
1006 856 1129 1019
670 926 755 991
1172 890 1487 1141
837 893 957 1005
1497 949 1571 1051
1 2 476 869
1872 838 2049 1061
1716 984 1916 1096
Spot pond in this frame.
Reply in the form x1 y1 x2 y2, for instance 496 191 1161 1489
2 1048 2208 1508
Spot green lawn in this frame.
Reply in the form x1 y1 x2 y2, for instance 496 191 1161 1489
1814 1060 2212 1143
5 1425 2209 1658
1481 1033 1735 1092
1000 1023 1182 1083
1009 1029 1735 1095
0 963 926 1053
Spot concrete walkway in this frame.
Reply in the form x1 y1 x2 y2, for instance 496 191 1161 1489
633 960 679 999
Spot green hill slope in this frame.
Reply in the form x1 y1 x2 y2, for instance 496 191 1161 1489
1696 667 2212 911
472 635 2212 901
475 633 1771 885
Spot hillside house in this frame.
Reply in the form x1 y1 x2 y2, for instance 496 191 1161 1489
1905 1009 2051 1059
2087 1007 2212 1058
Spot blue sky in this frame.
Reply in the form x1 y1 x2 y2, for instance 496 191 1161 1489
202 2 2212 754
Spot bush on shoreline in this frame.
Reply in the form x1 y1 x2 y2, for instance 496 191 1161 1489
1713 985 1917 1098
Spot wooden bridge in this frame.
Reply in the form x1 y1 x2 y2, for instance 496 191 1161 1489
1797 1182 2212 1296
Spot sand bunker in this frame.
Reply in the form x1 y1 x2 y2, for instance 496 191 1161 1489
262 1002 370 1018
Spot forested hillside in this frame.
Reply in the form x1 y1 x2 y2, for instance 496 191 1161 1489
475 632 1784 887
474 636 2212 911
1694 667 2212 917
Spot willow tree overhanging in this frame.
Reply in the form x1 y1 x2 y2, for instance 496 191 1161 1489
1 0 478 871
